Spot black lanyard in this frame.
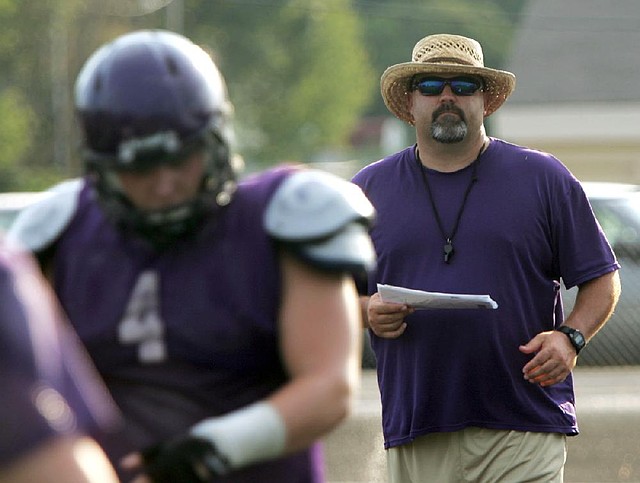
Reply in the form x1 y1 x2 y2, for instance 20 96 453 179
415 144 484 263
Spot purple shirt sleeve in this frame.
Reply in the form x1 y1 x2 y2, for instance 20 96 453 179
0 240 120 467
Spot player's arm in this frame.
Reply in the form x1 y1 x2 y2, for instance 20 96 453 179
270 251 361 451
263 169 375 450
0 436 118 483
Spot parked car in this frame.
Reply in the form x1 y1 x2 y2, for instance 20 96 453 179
363 181 640 368
564 182 640 366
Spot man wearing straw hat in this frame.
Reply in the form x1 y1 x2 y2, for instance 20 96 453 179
352 34 621 482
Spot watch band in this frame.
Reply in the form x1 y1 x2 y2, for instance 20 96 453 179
556 325 586 355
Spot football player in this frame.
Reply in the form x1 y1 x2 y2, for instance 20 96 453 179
10 30 375 482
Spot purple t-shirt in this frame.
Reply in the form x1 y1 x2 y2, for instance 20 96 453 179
352 139 620 449
48 166 324 482
0 240 120 467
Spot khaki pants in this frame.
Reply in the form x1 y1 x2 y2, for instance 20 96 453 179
387 427 566 483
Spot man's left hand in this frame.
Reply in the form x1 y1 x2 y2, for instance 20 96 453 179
519 331 577 387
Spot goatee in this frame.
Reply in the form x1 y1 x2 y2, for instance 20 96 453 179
431 104 468 144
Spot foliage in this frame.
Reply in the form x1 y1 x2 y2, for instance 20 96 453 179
0 0 525 190
185 0 375 166
0 88 33 190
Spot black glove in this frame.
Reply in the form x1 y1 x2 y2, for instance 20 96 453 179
141 435 231 483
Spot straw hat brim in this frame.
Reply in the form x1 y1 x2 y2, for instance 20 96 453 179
380 62 516 124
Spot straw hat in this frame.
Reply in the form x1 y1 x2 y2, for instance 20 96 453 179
381 34 516 124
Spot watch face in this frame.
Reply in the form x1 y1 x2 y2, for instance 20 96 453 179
573 331 586 347
558 326 585 353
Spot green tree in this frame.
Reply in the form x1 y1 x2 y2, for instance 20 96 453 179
0 0 525 189
185 0 375 167
0 1 66 189
0 0 169 189
0 0 84 189
0 88 34 190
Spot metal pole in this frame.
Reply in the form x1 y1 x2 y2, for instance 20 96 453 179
166 0 184 33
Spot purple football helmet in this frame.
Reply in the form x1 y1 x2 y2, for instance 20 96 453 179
75 30 239 247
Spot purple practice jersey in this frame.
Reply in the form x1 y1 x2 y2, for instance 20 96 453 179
46 165 324 482
352 139 620 449
0 239 120 468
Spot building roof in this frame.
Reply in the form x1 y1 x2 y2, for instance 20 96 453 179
504 0 640 105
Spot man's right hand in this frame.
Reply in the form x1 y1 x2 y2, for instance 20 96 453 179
366 292 414 339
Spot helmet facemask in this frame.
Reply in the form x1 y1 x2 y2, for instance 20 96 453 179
86 126 237 249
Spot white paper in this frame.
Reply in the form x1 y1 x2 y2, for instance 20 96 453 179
377 283 498 310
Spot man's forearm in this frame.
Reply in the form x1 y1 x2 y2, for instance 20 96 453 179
564 270 621 340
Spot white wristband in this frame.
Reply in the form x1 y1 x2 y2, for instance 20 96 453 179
189 401 287 470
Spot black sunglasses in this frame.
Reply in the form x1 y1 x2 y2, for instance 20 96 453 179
412 76 483 96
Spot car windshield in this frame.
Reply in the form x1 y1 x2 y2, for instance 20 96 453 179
590 196 640 259
561 186 640 366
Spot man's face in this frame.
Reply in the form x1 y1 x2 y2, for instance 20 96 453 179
115 150 207 212
408 75 486 144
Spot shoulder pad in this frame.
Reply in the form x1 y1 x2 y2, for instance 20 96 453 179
264 169 374 240
7 178 83 253
264 169 376 275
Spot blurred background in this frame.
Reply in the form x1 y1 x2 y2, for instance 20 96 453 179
3 2 640 480
5 0 639 186
0 0 523 189
2 0 640 367
3 0 640 183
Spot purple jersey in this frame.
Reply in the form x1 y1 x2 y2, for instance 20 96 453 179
48 166 324 482
352 139 620 449
0 239 120 467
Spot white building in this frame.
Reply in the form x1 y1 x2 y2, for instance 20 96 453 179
492 0 640 183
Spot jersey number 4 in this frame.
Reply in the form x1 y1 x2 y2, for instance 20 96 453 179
118 270 167 363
